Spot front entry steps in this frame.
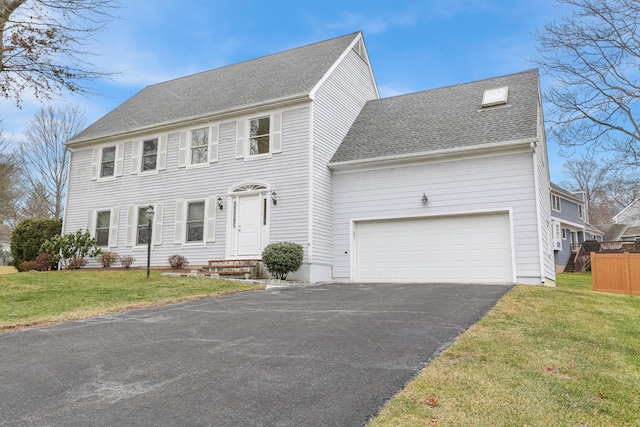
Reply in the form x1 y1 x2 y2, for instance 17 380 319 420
161 260 312 288
199 259 266 280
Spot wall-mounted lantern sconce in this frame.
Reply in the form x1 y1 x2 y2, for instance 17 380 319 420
217 196 224 210
271 190 278 205
421 193 429 204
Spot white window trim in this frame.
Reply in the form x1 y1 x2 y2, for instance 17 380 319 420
235 112 282 161
562 228 567 240
91 143 124 181
126 202 163 248
552 194 561 212
551 220 562 251
179 125 219 168
174 197 217 246
578 204 584 219
88 207 119 248
131 135 167 175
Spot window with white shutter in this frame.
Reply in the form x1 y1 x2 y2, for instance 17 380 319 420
91 143 124 181
236 113 283 160
174 198 215 245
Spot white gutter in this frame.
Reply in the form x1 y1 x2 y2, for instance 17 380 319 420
67 93 312 148
328 137 536 171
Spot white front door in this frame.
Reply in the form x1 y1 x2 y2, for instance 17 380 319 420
237 194 262 256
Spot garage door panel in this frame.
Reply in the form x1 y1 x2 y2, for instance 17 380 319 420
355 212 513 283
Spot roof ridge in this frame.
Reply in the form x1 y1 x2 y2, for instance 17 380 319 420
144 31 362 89
376 68 539 102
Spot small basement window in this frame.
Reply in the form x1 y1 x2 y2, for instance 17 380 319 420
481 86 509 107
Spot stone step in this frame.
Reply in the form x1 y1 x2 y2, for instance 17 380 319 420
201 259 265 280
203 266 252 274
207 259 260 268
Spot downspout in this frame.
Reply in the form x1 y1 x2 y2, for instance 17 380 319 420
59 146 74 270
531 140 547 284
307 103 314 267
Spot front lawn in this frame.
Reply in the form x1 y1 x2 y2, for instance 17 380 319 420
369 273 640 426
0 269 261 331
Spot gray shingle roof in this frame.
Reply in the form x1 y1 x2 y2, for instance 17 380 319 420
596 223 629 241
551 182 583 203
330 69 540 164
69 32 360 144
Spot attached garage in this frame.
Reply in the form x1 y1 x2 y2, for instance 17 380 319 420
353 211 514 283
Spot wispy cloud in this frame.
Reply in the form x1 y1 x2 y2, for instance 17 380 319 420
320 4 423 35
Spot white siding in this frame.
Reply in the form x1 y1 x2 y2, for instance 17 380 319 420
311 46 378 271
64 105 311 271
332 150 545 284
535 97 556 284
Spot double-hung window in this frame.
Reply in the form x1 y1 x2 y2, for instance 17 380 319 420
186 201 205 242
95 211 111 247
131 136 167 174
174 198 216 244
91 143 123 181
235 113 282 160
552 195 561 212
100 147 116 178
136 206 151 245
178 126 218 168
249 116 270 155
190 128 209 165
125 203 163 247
142 138 158 171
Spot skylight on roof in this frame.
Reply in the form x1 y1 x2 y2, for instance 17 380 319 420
481 86 509 107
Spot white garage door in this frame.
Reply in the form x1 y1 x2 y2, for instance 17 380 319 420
354 212 513 283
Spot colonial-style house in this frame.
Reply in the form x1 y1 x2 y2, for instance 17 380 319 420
550 183 602 272
63 31 556 285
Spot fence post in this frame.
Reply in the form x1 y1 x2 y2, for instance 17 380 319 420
623 252 631 294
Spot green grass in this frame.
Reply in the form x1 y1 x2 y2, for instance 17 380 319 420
555 271 593 291
0 269 261 331
369 274 640 426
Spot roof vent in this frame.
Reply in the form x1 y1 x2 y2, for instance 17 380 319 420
481 86 509 107
352 38 369 64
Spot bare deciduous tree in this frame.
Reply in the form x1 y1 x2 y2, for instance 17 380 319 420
0 125 21 227
601 176 640 217
0 0 119 106
561 156 640 223
20 105 86 218
20 181 52 219
533 0 640 168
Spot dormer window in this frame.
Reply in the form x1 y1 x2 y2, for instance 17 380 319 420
481 86 509 107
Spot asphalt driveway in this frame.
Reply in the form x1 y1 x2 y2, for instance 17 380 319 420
0 282 511 426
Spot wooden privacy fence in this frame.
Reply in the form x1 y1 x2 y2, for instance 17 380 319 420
591 252 640 296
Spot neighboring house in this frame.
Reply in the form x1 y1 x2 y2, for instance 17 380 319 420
597 199 640 242
63 32 556 285
550 183 603 273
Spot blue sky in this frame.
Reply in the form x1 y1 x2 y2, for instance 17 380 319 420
1 0 573 181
